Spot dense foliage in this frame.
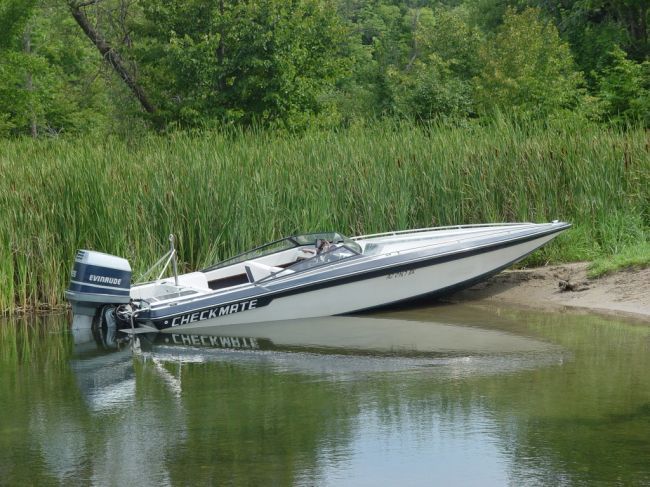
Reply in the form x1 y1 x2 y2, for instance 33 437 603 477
0 0 648 134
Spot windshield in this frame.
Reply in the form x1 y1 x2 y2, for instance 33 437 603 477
293 232 362 253
292 232 345 246
257 242 362 283
203 237 299 271
287 244 360 273
202 232 359 272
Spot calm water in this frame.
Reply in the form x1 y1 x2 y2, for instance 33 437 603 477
1 304 649 486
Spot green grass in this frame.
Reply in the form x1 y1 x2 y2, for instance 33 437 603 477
0 117 648 314
587 242 650 278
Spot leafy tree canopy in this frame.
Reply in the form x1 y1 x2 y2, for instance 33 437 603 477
0 0 647 136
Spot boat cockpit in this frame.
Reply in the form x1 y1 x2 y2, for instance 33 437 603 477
204 232 363 285
131 233 363 304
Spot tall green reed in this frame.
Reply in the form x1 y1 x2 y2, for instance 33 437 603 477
0 118 647 313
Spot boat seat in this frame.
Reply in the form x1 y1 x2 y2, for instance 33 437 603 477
244 261 290 282
166 272 210 290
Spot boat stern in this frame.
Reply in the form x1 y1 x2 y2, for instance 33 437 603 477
65 250 132 330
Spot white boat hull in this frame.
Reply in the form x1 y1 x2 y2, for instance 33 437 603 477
160 231 556 332
66 221 570 332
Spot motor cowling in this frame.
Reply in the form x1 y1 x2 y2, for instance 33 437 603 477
66 250 132 329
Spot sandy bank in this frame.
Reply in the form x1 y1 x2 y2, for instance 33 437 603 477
447 263 650 323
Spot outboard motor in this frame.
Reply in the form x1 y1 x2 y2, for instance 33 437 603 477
66 250 132 330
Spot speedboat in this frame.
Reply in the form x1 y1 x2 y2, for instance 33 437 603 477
66 221 570 332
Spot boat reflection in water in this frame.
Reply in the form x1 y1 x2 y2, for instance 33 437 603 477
62 311 567 485
70 325 135 413
152 315 556 354
74 313 565 378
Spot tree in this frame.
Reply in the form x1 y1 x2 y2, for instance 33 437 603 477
474 8 585 119
0 0 37 136
133 0 352 129
67 0 155 115
596 47 650 126
386 54 473 121
550 0 648 65
0 1 110 137
345 3 480 121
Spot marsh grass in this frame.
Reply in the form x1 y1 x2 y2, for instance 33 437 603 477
587 242 650 278
0 118 647 313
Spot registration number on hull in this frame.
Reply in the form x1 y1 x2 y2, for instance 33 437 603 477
386 269 415 280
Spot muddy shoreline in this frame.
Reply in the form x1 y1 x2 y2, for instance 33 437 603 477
447 263 650 323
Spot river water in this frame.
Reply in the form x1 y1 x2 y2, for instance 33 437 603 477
1 303 648 486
